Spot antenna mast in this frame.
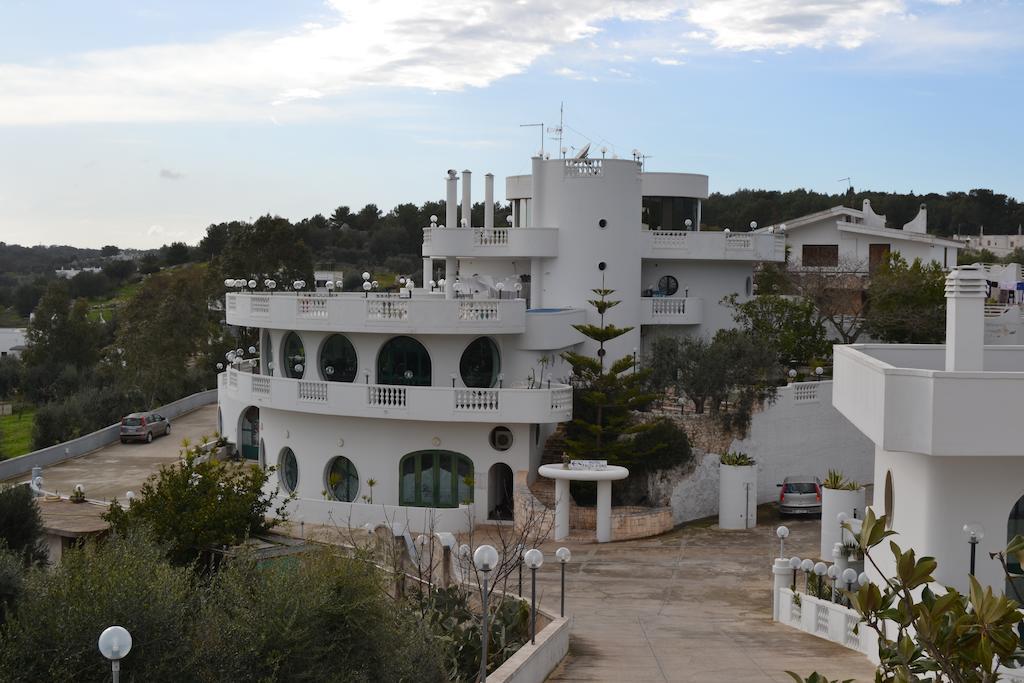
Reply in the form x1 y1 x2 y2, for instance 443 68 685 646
546 102 565 157
520 122 544 156
838 177 852 192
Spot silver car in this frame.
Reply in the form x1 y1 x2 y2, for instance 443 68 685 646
778 476 822 515
120 412 171 444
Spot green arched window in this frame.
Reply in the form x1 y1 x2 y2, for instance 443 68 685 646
279 447 298 493
399 450 473 508
325 456 359 502
320 334 358 382
239 406 259 461
460 337 500 388
282 332 306 379
377 336 431 386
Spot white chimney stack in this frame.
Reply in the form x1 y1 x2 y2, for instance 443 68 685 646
484 173 494 230
944 265 986 372
461 169 472 228
445 170 457 230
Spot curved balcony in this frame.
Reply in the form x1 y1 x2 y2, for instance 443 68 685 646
221 369 573 424
226 292 525 334
642 230 785 262
639 297 703 325
422 226 558 258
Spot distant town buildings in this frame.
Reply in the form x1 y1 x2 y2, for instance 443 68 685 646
0 328 27 358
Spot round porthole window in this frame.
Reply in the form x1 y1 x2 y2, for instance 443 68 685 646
657 275 679 296
598 218 608 229
884 470 894 529
325 456 359 502
279 447 298 493
489 426 514 451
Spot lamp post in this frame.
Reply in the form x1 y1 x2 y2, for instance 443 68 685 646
524 548 544 644
789 556 802 591
813 562 827 597
963 523 984 576
826 565 838 602
474 544 499 683
787 368 797 384
98 625 132 683
837 512 850 545
801 558 814 592
815 366 824 381
556 546 571 617
776 526 790 557
842 568 858 602
632 347 638 374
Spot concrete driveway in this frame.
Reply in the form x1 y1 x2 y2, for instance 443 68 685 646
529 508 877 682
3 405 219 503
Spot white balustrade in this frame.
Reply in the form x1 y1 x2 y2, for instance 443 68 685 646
250 295 270 316
367 385 407 408
458 301 499 321
367 299 409 321
651 298 686 317
454 388 499 411
724 234 754 250
227 296 236 311
649 231 690 250
227 372 238 389
252 377 271 396
297 380 328 402
422 227 431 244
550 387 573 412
473 228 509 246
791 382 819 403
563 158 603 177
297 295 328 319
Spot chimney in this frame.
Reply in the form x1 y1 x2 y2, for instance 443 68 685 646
445 170 457 230
944 266 986 372
530 155 545 228
484 173 494 230
461 169 472 228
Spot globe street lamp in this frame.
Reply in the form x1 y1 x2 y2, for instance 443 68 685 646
842 568 858 601
98 625 132 683
801 558 814 593
556 547 571 617
826 564 838 602
813 562 827 597
789 556 802 591
963 522 985 576
473 544 499 683
776 526 790 558
524 548 544 644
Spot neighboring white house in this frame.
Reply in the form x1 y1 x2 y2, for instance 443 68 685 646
760 200 962 272
962 228 1024 258
216 154 785 533
0 328 27 358
832 265 1024 596
54 267 102 279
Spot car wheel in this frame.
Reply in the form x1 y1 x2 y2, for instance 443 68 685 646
165 423 171 435
146 431 153 443
120 438 127 444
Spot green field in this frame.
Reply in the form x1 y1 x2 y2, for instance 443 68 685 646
0 408 35 460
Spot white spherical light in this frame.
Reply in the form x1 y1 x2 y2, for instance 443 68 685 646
98 625 132 661
473 544 499 573
524 548 544 569
555 547 571 563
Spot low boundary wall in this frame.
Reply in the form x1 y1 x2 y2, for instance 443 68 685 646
0 389 218 481
490 607 571 683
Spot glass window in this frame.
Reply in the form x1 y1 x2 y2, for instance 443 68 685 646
320 334 358 383
325 456 359 502
801 244 839 268
279 447 298 493
398 451 474 508
262 330 274 376
460 337 500 388
489 426 513 451
377 336 431 386
657 275 678 296
282 332 305 379
239 406 260 461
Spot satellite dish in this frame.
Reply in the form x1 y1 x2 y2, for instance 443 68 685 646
574 143 591 160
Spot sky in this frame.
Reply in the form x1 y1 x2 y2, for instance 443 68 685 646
0 0 1021 249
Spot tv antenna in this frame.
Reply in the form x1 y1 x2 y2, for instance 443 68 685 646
520 122 544 156
546 102 565 157
838 177 852 192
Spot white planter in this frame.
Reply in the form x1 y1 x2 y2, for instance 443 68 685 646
820 487 867 559
719 464 757 530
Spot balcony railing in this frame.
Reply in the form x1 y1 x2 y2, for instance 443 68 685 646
643 230 785 261
221 369 573 424
421 226 558 258
640 297 703 325
226 292 526 334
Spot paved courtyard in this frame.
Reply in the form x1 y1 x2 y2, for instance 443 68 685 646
528 509 877 682
2 405 219 502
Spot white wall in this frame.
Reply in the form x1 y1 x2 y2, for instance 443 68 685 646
640 260 753 338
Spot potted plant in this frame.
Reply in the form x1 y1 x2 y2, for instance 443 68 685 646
718 451 757 530
818 469 866 559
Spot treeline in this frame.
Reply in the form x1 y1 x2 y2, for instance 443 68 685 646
703 187 1024 236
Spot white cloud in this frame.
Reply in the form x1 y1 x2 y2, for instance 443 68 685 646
159 168 184 180
652 57 684 65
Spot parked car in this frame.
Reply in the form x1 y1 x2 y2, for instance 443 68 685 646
777 475 822 515
120 412 171 444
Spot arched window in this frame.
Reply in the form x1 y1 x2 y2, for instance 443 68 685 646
377 336 431 386
460 337 500 388
282 332 305 379
324 456 359 502
239 407 259 461
320 334 358 382
279 447 298 493
399 450 473 508
883 470 895 529
262 330 274 376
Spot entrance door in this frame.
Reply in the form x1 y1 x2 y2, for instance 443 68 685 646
869 243 891 272
239 407 259 461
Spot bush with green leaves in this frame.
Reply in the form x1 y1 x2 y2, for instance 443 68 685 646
627 418 693 475
822 469 860 490
0 485 46 566
720 451 755 466
104 440 291 565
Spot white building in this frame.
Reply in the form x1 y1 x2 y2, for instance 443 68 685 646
833 265 1024 595
761 200 962 272
54 267 102 279
0 328 27 358
962 228 1024 259
217 154 785 533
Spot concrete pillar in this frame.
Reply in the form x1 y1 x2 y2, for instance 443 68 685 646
772 558 791 621
530 258 543 308
422 258 432 286
461 169 472 228
696 199 702 232
484 173 494 230
554 478 570 541
444 257 457 300
944 266 986 371
530 156 544 228
445 170 457 230
597 480 612 543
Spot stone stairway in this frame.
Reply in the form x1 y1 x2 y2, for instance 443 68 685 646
528 426 567 510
